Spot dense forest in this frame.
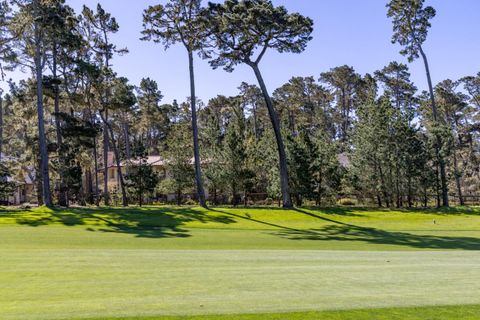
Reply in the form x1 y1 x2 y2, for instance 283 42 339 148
0 0 478 209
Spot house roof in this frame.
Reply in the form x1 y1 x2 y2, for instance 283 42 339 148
120 156 165 167
105 155 208 169
104 155 166 169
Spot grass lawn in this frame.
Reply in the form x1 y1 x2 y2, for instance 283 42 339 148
1 205 480 319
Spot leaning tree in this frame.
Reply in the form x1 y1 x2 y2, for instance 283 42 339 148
141 0 209 208
206 0 314 208
387 0 449 207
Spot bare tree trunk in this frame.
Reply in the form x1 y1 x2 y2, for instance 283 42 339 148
419 46 449 207
188 50 207 208
378 162 389 208
374 160 382 207
123 113 131 159
435 163 441 208
52 43 67 207
103 110 109 205
253 102 259 140
453 150 464 206
0 92 3 160
100 112 128 207
407 176 413 208
92 133 100 206
33 6 52 207
251 62 292 208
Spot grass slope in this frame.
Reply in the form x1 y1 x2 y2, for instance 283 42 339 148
1 205 480 251
1 206 480 320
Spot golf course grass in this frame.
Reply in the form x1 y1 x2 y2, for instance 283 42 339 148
1 206 479 319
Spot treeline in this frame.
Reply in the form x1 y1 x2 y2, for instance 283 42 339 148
0 0 478 208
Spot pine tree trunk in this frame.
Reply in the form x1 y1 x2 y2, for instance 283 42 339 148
52 43 67 207
250 62 293 208
253 103 259 140
407 176 413 208
86 168 93 205
123 114 131 159
374 160 382 207
453 150 464 206
33 6 52 207
103 110 109 205
100 112 128 207
377 159 389 208
435 163 441 208
0 93 3 160
188 50 207 208
93 135 100 206
419 46 449 207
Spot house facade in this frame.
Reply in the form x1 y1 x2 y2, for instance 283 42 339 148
98 152 207 202
0 154 36 205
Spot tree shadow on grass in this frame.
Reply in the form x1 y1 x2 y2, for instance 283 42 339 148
212 208 480 250
4 206 236 239
285 209 480 250
301 206 366 217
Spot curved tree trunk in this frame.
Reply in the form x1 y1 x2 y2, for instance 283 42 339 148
419 46 449 207
251 62 293 208
188 50 207 208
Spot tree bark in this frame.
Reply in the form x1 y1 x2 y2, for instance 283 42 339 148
419 45 449 207
93 134 100 206
0 92 3 160
188 50 207 208
123 112 131 159
378 161 389 208
452 150 464 206
52 43 67 207
103 110 109 205
33 4 52 207
99 112 128 207
253 102 259 140
251 62 293 208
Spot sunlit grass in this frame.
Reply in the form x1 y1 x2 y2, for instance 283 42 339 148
1 205 480 319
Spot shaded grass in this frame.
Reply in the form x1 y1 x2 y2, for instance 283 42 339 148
1 205 480 250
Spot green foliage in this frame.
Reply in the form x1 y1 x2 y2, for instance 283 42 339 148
125 154 160 206
0 161 16 199
206 0 313 71
160 116 195 204
287 131 316 206
387 0 436 62
141 0 209 53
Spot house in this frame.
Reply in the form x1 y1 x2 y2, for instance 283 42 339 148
0 154 36 205
99 152 167 193
98 152 207 202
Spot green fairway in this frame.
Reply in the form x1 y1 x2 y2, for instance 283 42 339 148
1 206 480 320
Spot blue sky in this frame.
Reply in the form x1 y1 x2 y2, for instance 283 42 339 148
7 0 480 104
